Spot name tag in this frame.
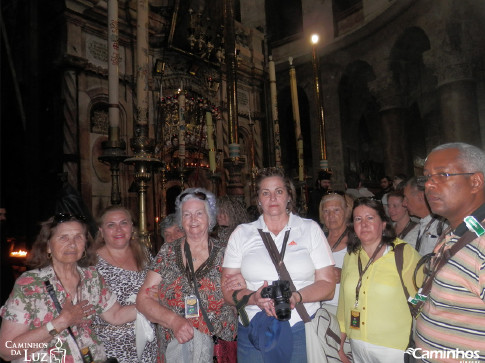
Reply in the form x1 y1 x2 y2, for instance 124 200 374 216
185 294 199 318
350 309 360 329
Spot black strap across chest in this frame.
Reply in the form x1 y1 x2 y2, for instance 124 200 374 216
257 229 311 323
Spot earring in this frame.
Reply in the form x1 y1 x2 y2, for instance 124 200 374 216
82 250 87 259
258 202 262 206
47 252 52 259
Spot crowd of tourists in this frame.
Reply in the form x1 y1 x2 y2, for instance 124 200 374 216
0 142 484 363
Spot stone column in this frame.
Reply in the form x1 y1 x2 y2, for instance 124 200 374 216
421 2 482 147
319 65 345 189
99 0 126 206
369 77 411 177
62 70 79 189
436 63 480 146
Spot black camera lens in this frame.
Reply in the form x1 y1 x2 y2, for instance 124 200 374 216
260 280 292 321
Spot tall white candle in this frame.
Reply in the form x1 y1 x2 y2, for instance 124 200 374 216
269 55 282 167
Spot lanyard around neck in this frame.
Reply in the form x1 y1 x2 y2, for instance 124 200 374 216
330 228 348 252
355 241 384 307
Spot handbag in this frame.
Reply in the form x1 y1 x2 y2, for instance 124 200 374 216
183 243 237 363
306 306 345 363
257 229 344 363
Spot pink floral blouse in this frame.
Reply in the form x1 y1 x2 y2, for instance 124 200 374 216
0 265 117 363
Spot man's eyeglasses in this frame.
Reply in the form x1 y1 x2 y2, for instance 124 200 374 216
416 172 476 187
53 213 87 224
178 191 207 202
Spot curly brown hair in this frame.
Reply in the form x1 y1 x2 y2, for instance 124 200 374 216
27 215 98 268
255 167 296 214
217 195 251 230
93 206 151 270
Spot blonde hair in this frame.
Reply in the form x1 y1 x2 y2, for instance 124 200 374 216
93 206 150 270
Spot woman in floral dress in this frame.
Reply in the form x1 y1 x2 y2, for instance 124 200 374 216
93 206 157 362
0 213 136 363
137 188 238 362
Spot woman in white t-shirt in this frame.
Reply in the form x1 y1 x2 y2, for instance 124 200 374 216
222 167 335 363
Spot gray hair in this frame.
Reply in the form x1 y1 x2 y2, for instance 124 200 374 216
175 187 217 231
159 213 181 239
319 193 353 226
430 142 485 176
403 176 422 191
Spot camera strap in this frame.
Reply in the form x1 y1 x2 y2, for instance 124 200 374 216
257 229 311 323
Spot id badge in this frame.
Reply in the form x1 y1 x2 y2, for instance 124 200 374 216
350 309 361 329
185 294 199 318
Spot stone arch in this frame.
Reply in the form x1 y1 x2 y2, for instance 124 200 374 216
389 26 434 167
390 26 431 101
339 60 382 182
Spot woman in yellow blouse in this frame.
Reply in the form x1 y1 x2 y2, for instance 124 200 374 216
337 197 421 363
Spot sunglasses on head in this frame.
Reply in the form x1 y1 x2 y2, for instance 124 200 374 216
355 196 382 203
178 191 207 202
53 213 87 224
324 190 345 196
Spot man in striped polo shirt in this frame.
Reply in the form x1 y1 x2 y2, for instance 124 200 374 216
414 142 485 363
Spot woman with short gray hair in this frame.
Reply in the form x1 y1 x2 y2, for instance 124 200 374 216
136 188 237 362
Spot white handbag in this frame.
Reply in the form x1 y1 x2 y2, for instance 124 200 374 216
305 306 344 363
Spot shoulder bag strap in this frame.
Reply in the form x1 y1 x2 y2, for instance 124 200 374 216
421 230 476 295
393 244 419 317
257 229 311 323
412 229 477 315
44 280 84 353
400 221 418 239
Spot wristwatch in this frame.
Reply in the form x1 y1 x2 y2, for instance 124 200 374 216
46 322 58 336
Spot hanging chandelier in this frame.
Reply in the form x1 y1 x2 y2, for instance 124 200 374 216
158 91 221 173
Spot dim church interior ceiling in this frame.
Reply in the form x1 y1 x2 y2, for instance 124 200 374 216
1 0 485 246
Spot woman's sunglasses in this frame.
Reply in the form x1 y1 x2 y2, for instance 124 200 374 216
178 191 207 202
53 213 87 224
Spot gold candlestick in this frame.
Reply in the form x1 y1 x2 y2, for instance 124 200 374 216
311 34 329 170
289 57 305 182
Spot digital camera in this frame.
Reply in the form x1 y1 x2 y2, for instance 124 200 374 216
260 280 292 321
